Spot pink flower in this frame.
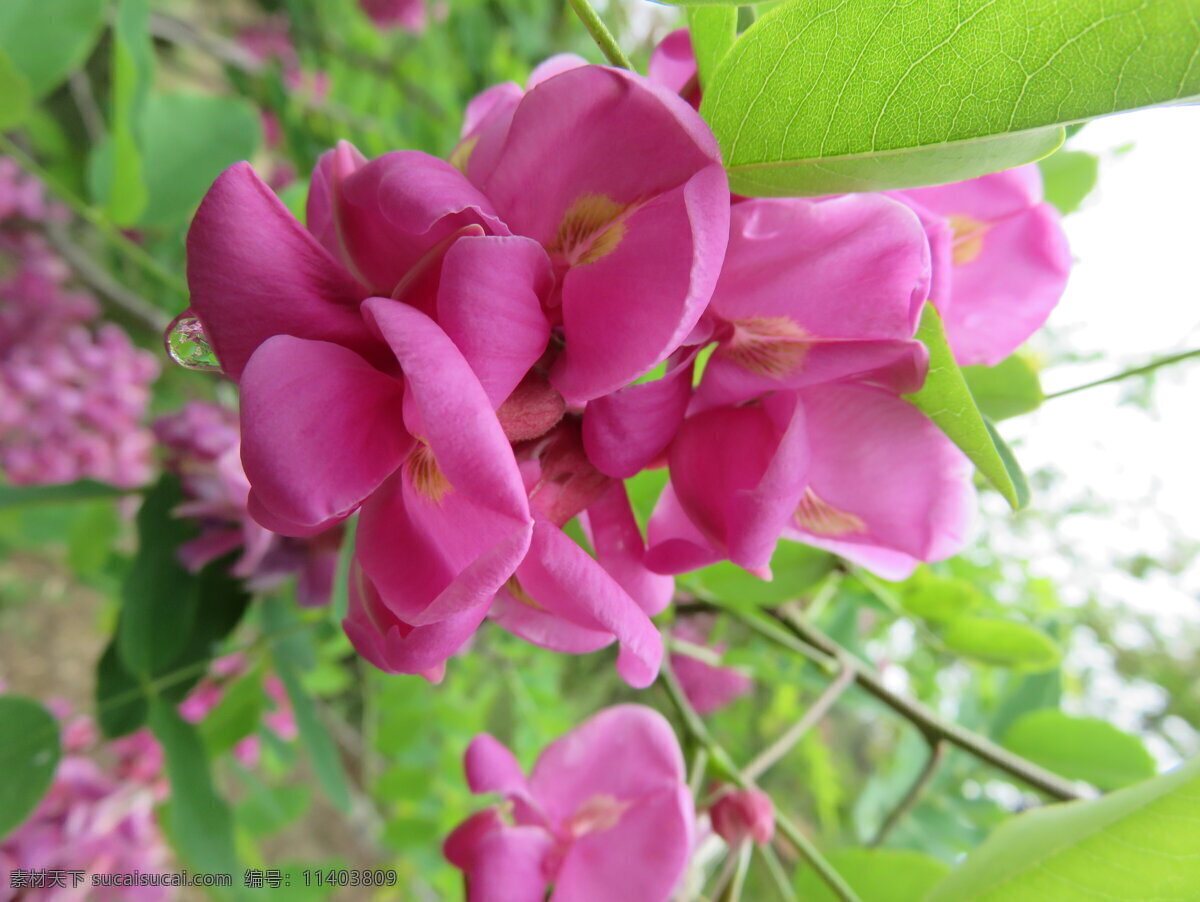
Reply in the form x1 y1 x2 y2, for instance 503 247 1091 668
445 705 694 902
709 787 774 847
359 0 432 33
459 64 730 404
892 166 1071 365
669 616 752 715
647 30 700 107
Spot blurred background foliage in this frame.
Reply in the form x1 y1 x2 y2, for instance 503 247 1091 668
0 0 1197 899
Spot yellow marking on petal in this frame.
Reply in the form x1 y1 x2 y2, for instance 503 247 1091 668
448 135 479 174
548 194 629 266
505 576 544 611
948 215 990 265
407 442 451 503
795 487 866 537
567 794 631 837
719 316 813 379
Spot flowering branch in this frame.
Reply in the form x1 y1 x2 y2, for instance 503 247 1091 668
566 0 633 69
660 661 865 902
1045 347 1200 400
870 738 946 846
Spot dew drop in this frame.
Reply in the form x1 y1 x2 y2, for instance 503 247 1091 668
164 310 222 373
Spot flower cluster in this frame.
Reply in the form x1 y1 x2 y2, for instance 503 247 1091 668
1 161 159 488
155 401 342 606
0 705 171 901
182 40 1069 687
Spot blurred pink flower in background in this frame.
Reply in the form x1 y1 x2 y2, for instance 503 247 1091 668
445 705 694 902
709 787 774 847
1 160 159 489
154 401 343 606
359 0 432 33
0 704 171 901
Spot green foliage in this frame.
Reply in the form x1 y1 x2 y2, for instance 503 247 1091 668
0 480 130 509
0 50 31 129
905 305 1028 509
0 0 105 99
942 617 1061 671
795 848 950 901
1040 149 1101 215
687 7 737 90
1001 709 1155 790
899 571 985 623
927 756 1200 901
684 540 836 605
701 0 1200 195
200 669 266 757
0 695 60 839
99 0 154 225
963 355 1045 422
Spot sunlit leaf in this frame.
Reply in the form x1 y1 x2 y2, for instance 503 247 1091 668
963 355 1045 421
794 848 950 902
1040 149 1101 215
942 617 1061 671
687 6 737 89
1002 709 1155 790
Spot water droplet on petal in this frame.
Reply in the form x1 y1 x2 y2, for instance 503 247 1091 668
164 310 222 373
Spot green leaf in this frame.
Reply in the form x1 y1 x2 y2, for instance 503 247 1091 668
118 475 201 678
0 479 130 509
1040 149 1101 215
700 0 1200 196
95 638 149 738
899 572 984 624
687 6 737 90
963 355 1045 422
199 670 265 757
0 0 105 99
942 617 1061 671
263 598 351 812
687 540 835 605
0 695 60 839
794 848 950 902
983 419 1031 510
926 756 1200 901
149 699 240 878
1002 710 1155 790
100 0 154 225
137 93 261 226
905 305 1026 509
0 49 31 129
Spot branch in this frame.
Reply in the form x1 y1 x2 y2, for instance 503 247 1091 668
1044 347 1200 400
870 739 945 846
744 664 854 782
566 0 633 69
660 662 864 902
773 604 1085 802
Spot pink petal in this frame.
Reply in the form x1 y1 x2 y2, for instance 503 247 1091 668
517 522 663 688
648 30 697 96
461 825 554 902
461 83 523 139
789 383 975 563
490 584 616 654
644 482 724 575
465 734 530 797
240 336 409 532
581 482 675 617
529 705 686 825
435 236 553 408
185 162 375 380
582 347 697 479
552 786 694 902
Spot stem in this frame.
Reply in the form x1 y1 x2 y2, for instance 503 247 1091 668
0 136 189 302
744 664 854 782
758 844 799 902
1045 347 1200 400
660 663 864 902
723 844 753 902
773 605 1083 802
870 739 945 846
566 0 632 69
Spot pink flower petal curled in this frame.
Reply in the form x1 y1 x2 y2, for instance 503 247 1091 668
582 482 675 617
239 335 409 533
465 734 530 798
185 162 375 380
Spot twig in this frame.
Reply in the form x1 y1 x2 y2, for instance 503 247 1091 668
758 844 798 902
870 739 946 846
773 604 1084 802
42 223 170 332
68 71 105 144
566 0 633 69
744 664 854 782
1044 347 1200 400
660 662 864 902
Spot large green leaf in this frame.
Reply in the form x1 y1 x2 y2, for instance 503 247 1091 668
149 700 240 880
1002 710 1155 790
942 617 1061 671
0 696 60 839
794 848 950 901
700 0 1200 195
0 0 105 99
95 638 149 738
0 49 31 129
687 6 737 90
905 305 1026 509
963 355 1045 421
118 475 201 678
99 0 154 226
926 756 1200 901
